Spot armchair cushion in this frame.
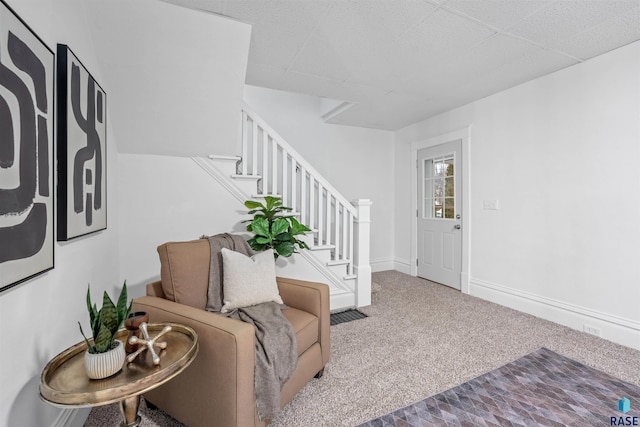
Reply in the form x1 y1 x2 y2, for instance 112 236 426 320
282 307 318 356
221 248 283 313
157 239 210 310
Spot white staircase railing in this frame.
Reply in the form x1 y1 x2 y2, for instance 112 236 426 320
239 103 368 294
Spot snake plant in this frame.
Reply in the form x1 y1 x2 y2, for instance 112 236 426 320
79 282 132 354
244 196 311 259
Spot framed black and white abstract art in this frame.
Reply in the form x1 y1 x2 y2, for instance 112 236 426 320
0 0 55 292
56 44 107 241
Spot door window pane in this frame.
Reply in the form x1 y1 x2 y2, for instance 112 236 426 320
444 197 455 219
423 154 455 220
434 197 444 218
445 159 454 176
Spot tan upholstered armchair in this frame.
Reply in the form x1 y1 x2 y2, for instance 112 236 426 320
132 239 330 427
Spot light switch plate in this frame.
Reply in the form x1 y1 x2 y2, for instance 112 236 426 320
483 200 499 210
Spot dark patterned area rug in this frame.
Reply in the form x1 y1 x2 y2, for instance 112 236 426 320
359 347 640 426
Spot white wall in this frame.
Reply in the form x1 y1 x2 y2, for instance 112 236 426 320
243 85 396 271
86 0 251 158
1 1 252 426
117 155 250 294
395 41 640 349
0 1 120 426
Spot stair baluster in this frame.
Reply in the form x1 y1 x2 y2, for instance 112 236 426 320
226 103 372 307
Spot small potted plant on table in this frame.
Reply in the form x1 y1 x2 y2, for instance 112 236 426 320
79 282 132 379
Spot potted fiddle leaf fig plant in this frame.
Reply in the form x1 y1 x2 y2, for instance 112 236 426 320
244 196 311 259
79 282 132 379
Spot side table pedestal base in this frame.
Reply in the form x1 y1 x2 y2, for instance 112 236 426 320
119 395 142 427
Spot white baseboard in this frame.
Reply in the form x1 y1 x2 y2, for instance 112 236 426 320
469 277 640 351
54 408 90 427
370 258 395 272
331 291 356 311
460 272 470 294
393 258 411 274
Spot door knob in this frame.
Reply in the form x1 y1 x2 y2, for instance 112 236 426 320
454 224 461 230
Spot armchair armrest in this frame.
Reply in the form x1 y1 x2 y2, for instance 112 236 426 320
132 296 257 427
276 277 330 366
146 280 164 298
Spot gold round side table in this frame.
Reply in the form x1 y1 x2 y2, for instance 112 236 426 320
40 323 198 427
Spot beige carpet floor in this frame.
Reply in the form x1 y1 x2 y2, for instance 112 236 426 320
85 270 640 426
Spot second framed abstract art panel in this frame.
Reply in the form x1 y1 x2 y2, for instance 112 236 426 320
57 44 107 241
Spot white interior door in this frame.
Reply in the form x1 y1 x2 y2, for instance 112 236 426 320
417 140 462 289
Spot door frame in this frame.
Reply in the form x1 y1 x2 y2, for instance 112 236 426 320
410 127 471 293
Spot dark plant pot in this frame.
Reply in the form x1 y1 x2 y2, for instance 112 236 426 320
124 311 149 353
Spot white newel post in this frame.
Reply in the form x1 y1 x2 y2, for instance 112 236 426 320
352 199 372 307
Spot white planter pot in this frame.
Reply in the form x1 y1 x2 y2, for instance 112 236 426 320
84 340 126 379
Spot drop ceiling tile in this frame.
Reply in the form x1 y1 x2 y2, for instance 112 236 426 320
223 0 332 26
341 74 400 93
224 1 332 68
452 33 541 73
326 90 434 129
160 0 225 14
248 26 311 67
320 83 388 104
340 50 397 90
316 0 435 39
555 6 640 60
332 99 450 130
325 104 393 129
398 33 540 97
278 70 343 98
452 47 580 102
444 0 550 31
399 8 496 65
286 33 357 82
388 47 581 126
288 0 435 90
288 30 398 90
321 0 437 40
381 103 449 129
508 0 640 48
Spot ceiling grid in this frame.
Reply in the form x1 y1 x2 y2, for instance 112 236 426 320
163 0 640 130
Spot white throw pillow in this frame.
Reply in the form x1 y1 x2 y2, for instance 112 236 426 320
220 248 283 313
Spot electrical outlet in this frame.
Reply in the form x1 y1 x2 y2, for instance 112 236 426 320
583 324 601 337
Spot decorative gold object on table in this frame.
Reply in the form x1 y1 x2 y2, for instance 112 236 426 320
126 322 172 365
124 311 149 353
40 323 198 427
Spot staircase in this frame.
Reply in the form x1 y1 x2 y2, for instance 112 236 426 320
193 102 372 310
